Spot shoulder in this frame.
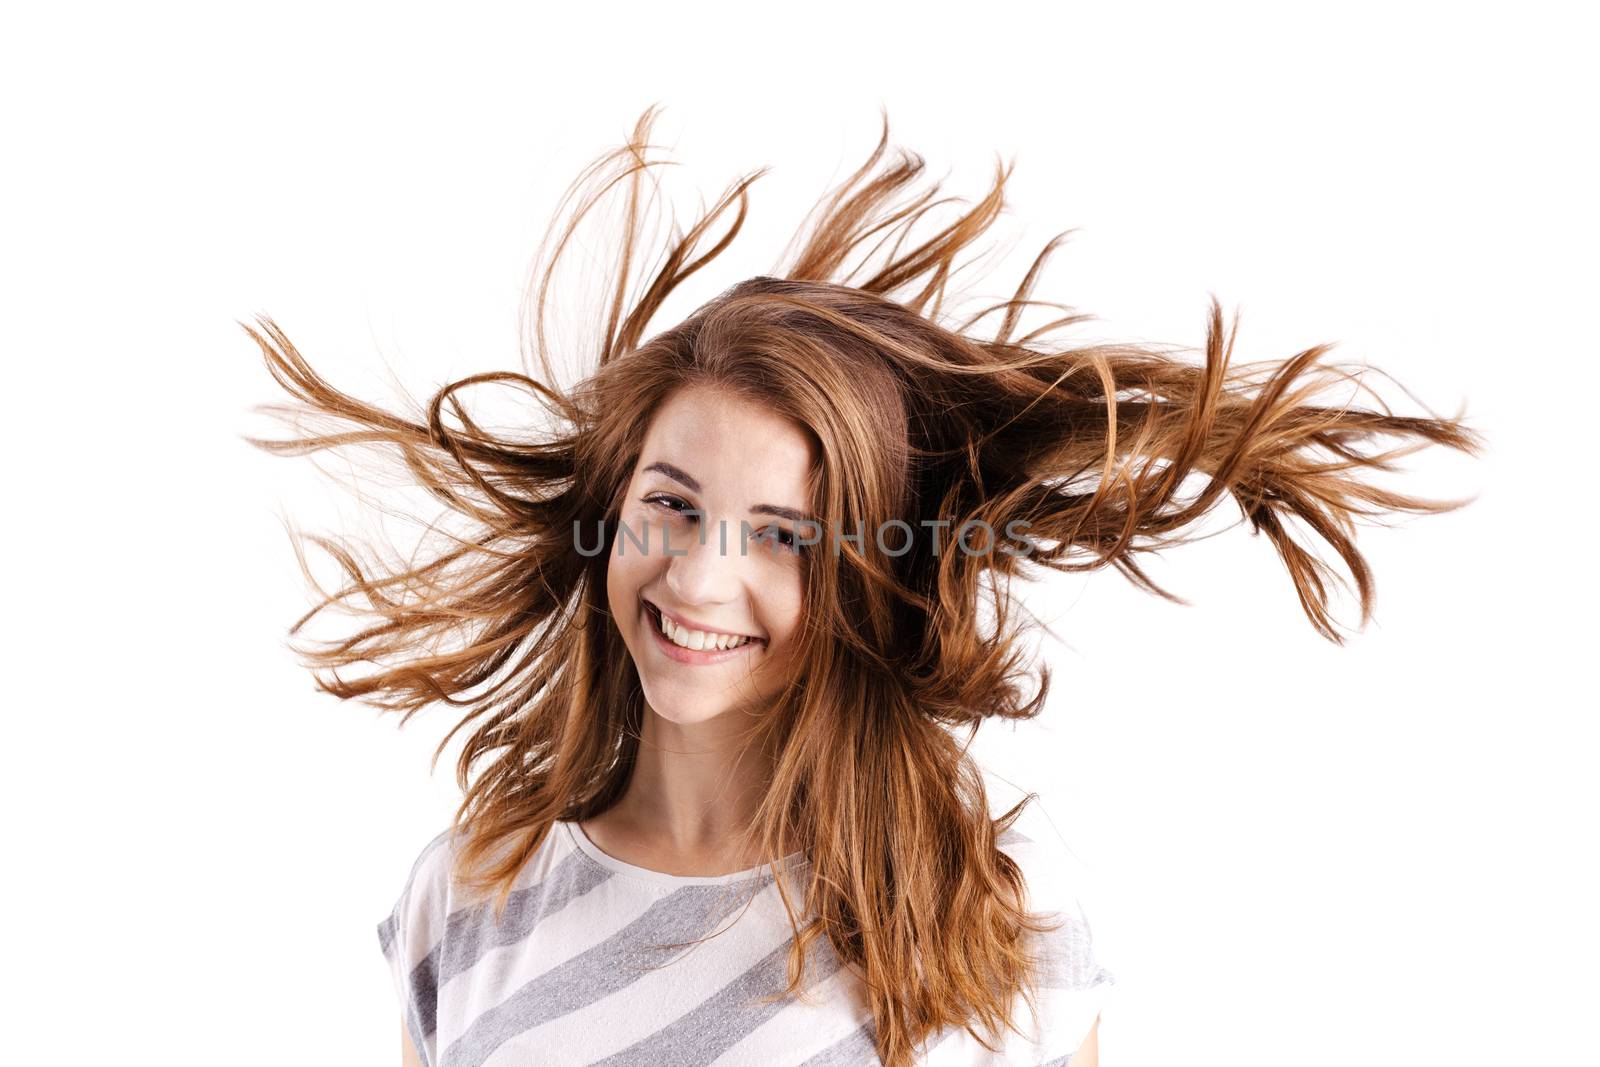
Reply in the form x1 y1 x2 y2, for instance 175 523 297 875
411 826 460 888
377 819 584 959
987 783 1117 1058
376 827 460 964
998 821 1112 993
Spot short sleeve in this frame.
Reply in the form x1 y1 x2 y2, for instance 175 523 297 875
994 806 1116 1064
375 829 456 1067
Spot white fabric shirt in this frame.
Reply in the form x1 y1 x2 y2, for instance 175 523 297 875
378 797 1114 1066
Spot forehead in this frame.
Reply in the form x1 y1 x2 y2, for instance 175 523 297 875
639 385 817 494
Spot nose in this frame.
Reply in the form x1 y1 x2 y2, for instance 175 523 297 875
662 516 747 607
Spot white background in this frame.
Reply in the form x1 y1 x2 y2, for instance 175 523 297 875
3 2 1594 1064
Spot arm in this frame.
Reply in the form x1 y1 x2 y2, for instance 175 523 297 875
401 1019 424 1067
1068 1016 1099 1066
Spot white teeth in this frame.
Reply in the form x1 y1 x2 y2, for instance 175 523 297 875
656 608 752 652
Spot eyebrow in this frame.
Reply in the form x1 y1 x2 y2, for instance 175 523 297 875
641 461 815 524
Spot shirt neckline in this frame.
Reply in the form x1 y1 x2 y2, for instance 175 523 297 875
561 819 808 887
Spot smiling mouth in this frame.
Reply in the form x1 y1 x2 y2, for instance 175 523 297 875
643 599 767 655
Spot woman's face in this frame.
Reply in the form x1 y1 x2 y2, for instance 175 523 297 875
606 383 814 726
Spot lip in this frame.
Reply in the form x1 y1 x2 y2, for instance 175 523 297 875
642 599 766 665
645 598 764 642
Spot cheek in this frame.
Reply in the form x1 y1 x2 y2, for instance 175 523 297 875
605 544 648 621
759 576 806 648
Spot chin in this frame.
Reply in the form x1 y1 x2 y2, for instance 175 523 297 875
636 674 745 725
623 611 780 725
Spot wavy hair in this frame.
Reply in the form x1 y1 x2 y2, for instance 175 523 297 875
241 104 1484 1064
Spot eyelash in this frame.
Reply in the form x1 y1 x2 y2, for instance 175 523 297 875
641 494 802 554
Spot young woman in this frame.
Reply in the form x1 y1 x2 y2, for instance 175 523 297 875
243 105 1483 1066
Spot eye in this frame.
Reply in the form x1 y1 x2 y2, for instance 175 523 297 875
642 493 695 519
762 526 802 554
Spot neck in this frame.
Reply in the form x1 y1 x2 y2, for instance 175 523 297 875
611 703 772 860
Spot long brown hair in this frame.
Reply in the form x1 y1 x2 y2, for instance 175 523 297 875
241 103 1484 1064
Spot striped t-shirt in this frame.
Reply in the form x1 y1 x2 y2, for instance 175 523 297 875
377 809 1114 1066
